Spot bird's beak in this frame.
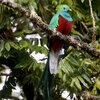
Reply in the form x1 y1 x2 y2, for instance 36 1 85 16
69 8 72 11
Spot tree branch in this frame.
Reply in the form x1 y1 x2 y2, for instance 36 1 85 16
88 0 96 46
0 73 10 76
82 91 100 100
0 0 100 57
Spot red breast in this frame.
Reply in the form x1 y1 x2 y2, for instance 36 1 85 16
51 15 72 52
57 15 72 35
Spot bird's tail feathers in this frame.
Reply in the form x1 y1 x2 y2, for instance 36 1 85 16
49 50 60 74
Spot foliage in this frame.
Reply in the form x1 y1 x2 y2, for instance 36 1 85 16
0 0 100 99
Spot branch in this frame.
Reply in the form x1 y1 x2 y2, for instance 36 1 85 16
61 35 100 57
0 0 100 57
82 91 100 100
88 0 96 46
0 73 10 76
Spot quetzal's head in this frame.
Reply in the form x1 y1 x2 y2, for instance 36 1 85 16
56 5 70 13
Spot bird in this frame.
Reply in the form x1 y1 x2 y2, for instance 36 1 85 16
49 4 73 74
37 5 73 100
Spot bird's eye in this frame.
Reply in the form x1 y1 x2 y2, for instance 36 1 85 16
63 7 66 10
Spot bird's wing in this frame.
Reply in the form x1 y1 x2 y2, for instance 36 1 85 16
49 14 59 29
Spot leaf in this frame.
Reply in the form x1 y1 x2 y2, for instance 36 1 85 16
0 40 4 52
81 0 85 3
40 38 47 46
66 54 79 67
74 77 82 90
71 28 83 38
59 0 64 4
28 60 38 71
82 74 91 84
60 58 73 74
63 74 66 82
28 62 34 71
70 78 74 87
78 76 89 88
14 31 24 37
15 63 24 68
33 38 38 45
95 79 100 90
9 42 19 50
58 68 63 78
81 59 91 66
23 28 33 33
19 40 29 49
40 46 48 55
59 61 69 74
65 61 73 73
52 0 56 4
5 42 11 51
32 45 48 55
65 0 73 5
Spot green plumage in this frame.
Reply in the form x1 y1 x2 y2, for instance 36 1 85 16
49 14 59 29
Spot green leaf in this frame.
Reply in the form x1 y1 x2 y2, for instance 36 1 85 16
63 74 66 82
66 54 79 67
9 42 19 50
28 60 39 71
33 38 38 45
23 28 33 33
71 77 82 90
82 74 91 84
59 60 69 74
28 62 34 71
0 40 4 52
81 59 91 66
65 62 73 73
78 76 89 88
40 38 47 46
81 0 85 3
61 67 69 74
5 42 11 51
70 78 74 87
40 46 48 55
19 40 29 49
52 0 56 4
65 0 73 5
32 45 47 55
74 77 82 90
58 69 63 78
71 28 83 38
15 63 24 68
60 58 73 74
59 0 64 4
95 79 100 90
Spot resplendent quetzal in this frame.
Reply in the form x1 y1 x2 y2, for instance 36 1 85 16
49 4 73 74
37 5 73 100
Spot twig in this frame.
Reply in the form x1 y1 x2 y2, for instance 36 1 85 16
91 72 100 77
39 57 47 61
0 73 10 76
0 0 100 57
82 91 100 100
81 21 89 33
88 0 96 46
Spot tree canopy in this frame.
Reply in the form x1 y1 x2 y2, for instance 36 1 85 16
0 0 100 100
